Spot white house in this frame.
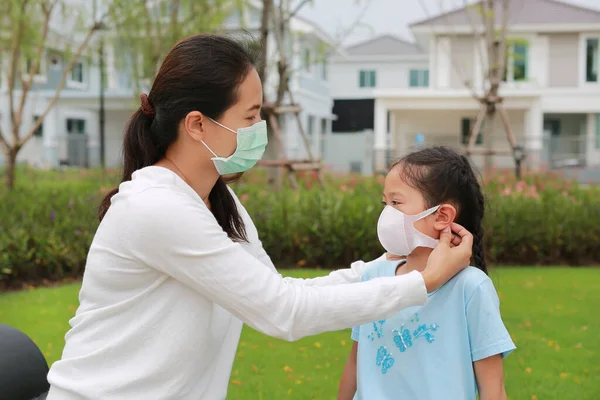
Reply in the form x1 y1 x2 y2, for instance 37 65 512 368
330 0 600 173
0 1 336 168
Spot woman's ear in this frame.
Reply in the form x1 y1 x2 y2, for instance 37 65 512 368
184 111 206 142
433 204 457 232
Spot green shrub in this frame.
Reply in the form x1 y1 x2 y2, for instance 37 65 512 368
0 167 598 287
235 172 600 268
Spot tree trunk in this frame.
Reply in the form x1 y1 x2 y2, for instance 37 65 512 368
264 116 282 187
484 105 496 174
3 149 17 190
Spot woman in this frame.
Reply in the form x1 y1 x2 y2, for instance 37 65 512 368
47 34 473 400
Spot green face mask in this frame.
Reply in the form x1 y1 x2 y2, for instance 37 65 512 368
202 119 268 175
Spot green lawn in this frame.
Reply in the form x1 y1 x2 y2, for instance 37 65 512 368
1 268 599 399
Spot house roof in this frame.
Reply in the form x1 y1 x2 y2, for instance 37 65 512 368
344 34 423 56
411 0 600 27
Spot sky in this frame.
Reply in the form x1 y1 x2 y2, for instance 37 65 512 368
299 0 600 46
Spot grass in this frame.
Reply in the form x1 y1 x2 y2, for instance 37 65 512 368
1 268 599 399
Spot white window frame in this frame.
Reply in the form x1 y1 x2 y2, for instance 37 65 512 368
580 34 600 86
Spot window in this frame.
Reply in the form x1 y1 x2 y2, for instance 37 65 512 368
409 69 429 87
303 48 311 72
461 118 483 145
320 118 328 157
70 62 84 83
386 111 391 132
504 41 529 82
586 38 599 83
359 70 376 88
67 118 86 134
33 116 43 138
306 115 315 135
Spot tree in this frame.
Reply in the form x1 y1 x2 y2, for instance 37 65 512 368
108 0 246 92
418 0 520 175
258 0 373 186
0 0 111 189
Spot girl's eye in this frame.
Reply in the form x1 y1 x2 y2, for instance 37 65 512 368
381 201 387 206
391 201 400 206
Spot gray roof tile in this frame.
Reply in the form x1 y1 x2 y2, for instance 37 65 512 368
411 0 600 27
345 34 424 56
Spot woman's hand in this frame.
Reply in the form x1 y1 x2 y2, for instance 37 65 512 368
421 223 473 292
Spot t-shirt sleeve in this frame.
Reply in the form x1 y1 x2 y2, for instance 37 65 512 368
466 279 516 361
124 189 427 342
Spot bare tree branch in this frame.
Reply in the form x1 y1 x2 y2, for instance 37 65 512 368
496 0 510 86
467 103 486 152
257 0 272 88
271 0 289 106
286 0 311 22
332 0 374 50
462 0 487 90
498 103 516 148
7 0 30 139
20 17 107 146
15 1 57 144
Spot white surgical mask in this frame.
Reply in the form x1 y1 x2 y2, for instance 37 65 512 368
377 205 440 256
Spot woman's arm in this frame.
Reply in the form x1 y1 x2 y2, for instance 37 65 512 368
238 193 377 286
125 192 428 341
337 342 358 400
474 355 507 400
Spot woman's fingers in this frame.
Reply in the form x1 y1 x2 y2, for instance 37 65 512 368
451 222 473 256
450 233 462 247
438 226 452 245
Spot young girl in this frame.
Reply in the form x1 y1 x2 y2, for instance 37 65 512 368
338 147 515 400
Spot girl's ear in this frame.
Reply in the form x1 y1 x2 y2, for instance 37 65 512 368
433 204 456 232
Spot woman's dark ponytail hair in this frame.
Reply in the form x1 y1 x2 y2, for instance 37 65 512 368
99 34 258 242
392 146 487 274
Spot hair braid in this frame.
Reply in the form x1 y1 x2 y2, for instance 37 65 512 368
460 155 487 274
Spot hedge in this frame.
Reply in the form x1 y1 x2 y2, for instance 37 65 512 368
0 168 598 288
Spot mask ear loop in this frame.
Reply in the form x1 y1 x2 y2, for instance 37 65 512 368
207 117 237 134
201 117 237 158
414 205 441 221
200 141 219 158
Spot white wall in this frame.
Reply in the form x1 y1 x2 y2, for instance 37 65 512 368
323 130 374 175
330 58 429 99
104 110 132 168
284 89 333 161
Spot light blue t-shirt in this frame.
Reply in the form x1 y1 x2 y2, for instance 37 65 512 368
352 261 515 400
